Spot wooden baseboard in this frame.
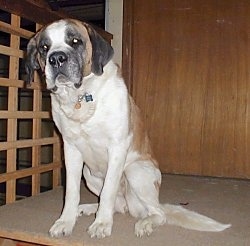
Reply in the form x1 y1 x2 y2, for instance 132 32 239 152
0 238 39 246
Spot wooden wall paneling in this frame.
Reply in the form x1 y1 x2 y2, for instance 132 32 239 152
122 0 134 92
123 0 250 178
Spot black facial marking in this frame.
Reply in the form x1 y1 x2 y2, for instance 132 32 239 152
38 35 51 58
85 24 114 76
65 26 85 50
25 35 40 85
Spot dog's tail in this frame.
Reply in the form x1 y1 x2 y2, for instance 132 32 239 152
162 204 231 232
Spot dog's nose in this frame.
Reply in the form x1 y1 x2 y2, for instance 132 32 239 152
49 51 67 68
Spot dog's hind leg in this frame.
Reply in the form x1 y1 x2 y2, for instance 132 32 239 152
125 160 166 237
78 196 127 216
78 203 98 216
78 165 102 216
78 165 128 217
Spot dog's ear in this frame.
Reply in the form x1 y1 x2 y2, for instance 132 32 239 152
25 33 41 86
85 24 114 76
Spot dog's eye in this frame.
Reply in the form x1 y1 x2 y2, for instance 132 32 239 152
72 38 79 44
71 38 82 47
41 44 48 52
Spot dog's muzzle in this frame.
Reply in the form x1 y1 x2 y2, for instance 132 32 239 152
47 51 82 91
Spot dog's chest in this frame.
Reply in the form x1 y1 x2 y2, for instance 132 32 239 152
68 122 109 172
53 91 96 123
51 93 111 170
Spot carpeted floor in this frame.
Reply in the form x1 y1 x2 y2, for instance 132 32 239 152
0 174 249 246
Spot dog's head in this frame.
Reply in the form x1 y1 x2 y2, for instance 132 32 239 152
25 19 114 91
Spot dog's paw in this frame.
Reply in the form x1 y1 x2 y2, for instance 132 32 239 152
78 203 98 216
135 218 154 237
87 220 113 238
49 219 75 237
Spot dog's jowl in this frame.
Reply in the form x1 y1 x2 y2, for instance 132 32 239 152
25 19 230 239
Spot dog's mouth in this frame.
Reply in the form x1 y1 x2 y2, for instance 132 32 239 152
47 72 82 92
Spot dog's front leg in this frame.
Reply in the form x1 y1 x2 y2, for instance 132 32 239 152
87 143 127 238
49 141 83 237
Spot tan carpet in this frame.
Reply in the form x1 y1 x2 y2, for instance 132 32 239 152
0 174 249 246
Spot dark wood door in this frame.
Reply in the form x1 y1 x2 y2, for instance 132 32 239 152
123 0 250 178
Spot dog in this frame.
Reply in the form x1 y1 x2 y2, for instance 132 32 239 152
25 19 230 238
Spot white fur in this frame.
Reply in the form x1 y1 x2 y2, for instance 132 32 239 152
42 21 230 239
46 20 68 45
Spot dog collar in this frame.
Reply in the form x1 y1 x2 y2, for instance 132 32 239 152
75 93 93 109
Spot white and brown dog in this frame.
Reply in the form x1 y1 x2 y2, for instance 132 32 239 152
25 19 230 238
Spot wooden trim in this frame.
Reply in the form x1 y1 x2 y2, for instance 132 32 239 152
1 237 53 246
0 238 16 246
122 0 134 93
0 230 82 246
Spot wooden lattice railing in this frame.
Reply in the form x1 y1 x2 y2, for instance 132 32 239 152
0 13 62 204
0 0 112 206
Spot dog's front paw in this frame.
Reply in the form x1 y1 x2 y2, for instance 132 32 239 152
87 220 113 238
49 219 75 237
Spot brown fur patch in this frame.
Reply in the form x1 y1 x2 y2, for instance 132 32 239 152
129 96 159 167
67 19 93 77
